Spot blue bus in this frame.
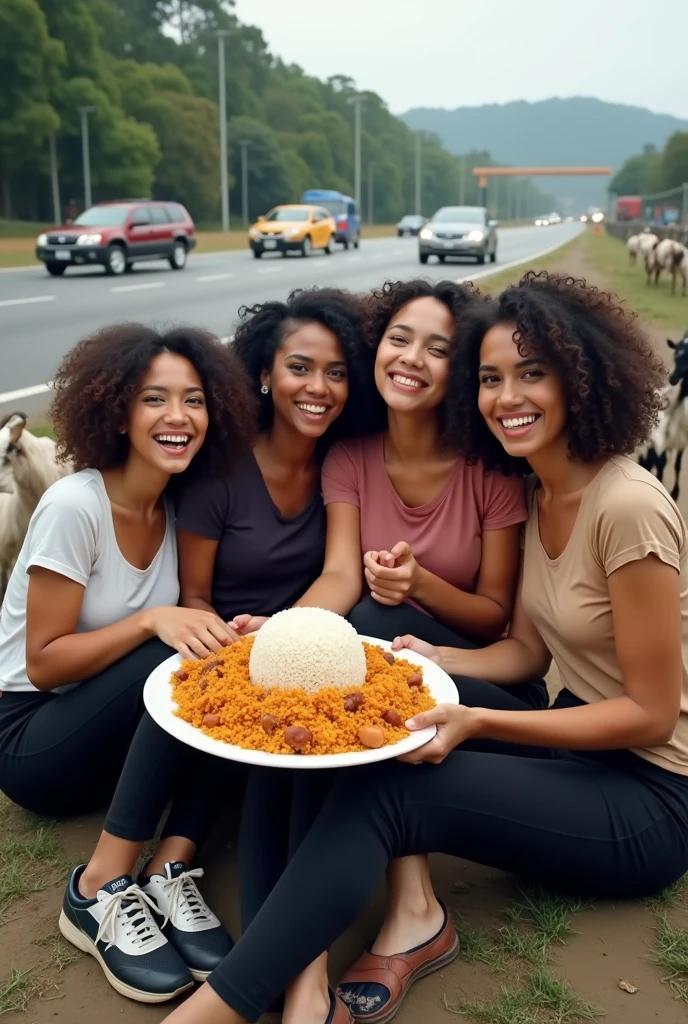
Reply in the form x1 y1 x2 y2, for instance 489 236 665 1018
300 190 361 249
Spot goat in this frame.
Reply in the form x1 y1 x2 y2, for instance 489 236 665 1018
638 332 688 500
669 244 688 298
647 238 683 288
627 234 641 265
0 413 72 596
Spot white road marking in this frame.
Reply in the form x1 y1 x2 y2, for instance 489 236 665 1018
197 272 235 282
0 381 52 403
456 232 583 286
257 267 282 274
0 295 55 308
111 282 166 293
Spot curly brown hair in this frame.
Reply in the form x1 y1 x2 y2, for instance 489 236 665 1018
50 323 257 478
361 279 487 438
448 271 667 475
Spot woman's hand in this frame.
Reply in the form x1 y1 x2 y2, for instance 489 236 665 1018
228 614 270 636
364 541 421 606
146 607 239 661
397 704 480 765
391 634 442 664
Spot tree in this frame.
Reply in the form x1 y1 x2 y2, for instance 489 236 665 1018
610 150 663 196
662 133 688 191
226 116 290 221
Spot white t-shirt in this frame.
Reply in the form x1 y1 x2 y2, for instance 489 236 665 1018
0 468 179 692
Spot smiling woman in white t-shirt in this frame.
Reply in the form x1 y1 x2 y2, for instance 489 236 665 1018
0 323 255 819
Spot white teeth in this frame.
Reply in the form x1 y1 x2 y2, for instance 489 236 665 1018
392 374 422 388
501 415 538 429
155 434 191 444
296 403 327 414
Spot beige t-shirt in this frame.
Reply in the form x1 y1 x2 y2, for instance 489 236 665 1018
521 456 688 774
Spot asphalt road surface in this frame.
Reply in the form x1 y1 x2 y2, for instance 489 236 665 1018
0 222 582 419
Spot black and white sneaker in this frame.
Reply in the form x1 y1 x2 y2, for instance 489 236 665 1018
139 861 233 981
59 866 194 1003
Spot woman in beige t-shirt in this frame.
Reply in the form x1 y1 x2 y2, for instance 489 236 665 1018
160 274 688 1024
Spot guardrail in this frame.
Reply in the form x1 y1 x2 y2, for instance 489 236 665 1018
605 221 688 245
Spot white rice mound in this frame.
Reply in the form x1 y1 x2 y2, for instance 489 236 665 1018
248 607 367 693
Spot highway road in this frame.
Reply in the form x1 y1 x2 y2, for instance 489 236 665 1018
0 222 582 419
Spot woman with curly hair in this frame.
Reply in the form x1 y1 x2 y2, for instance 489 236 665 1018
160 272 688 1024
60 288 380 1005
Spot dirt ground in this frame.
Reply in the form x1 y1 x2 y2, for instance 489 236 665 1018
2 236 688 1024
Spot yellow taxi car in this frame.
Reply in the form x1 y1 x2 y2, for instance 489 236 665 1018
248 204 337 259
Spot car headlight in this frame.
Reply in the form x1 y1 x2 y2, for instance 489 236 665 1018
285 228 302 239
466 230 484 242
419 228 433 240
37 233 48 246
76 233 102 245
249 228 260 239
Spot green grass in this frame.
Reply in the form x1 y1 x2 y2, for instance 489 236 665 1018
0 967 37 1016
587 230 687 334
445 968 604 1024
0 796 72 917
476 234 583 295
650 913 688 1003
646 875 688 909
0 219 47 238
34 934 83 972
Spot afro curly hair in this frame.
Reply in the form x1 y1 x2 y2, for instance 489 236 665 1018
448 271 667 476
232 286 385 445
49 323 257 479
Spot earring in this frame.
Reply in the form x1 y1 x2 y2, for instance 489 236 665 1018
260 384 270 395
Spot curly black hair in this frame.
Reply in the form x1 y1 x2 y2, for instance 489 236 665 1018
232 286 384 444
361 278 486 441
50 323 257 478
448 271 667 475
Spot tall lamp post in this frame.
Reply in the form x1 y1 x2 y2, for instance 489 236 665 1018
367 161 376 225
78 106 95 209
217 30 230 232
239 139 251 227
48 133 61 224
349 94 362 209
414 133 422 216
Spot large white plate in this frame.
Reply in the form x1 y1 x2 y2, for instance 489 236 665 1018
143 635 459 769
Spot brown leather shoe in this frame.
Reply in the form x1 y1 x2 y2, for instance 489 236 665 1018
336 903 459 1023
330 988 354 1023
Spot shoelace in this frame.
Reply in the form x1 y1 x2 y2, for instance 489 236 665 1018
96 884 162 951
161 868 214 928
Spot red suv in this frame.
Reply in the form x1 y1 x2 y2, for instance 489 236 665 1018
35 200 197 277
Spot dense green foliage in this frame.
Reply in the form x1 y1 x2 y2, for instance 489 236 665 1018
610 135 688 199
1 0 554 226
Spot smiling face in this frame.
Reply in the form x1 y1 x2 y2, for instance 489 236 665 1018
477 322 568 460
125 351 209 475
374 296 453 414
261 321 349 438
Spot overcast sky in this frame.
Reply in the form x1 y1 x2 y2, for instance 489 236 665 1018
236 0 687 120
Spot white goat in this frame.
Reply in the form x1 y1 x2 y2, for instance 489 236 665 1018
0 413 72 596
647 238 683 288
669 244 688 298
638 332 688 500
639 232 660 274
627 234 641 265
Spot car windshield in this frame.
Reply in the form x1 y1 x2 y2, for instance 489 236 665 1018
265 208 309 222
73 206 129 226
401 216 421 224
432 207 484 224
313 199 346 216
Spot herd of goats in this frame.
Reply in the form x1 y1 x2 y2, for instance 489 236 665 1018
628 229 688 296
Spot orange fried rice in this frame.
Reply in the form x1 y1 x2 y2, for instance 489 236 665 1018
171 637 436 755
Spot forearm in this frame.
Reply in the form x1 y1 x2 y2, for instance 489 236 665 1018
438 637 551 684
295 571 361 616
182 595 216 616
413 568 509 641
471 695 672 751
27 611 155 690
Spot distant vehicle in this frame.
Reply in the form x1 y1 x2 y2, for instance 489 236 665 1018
535 216 550 227
396 214 426 237
300 190 360 249
565 216 575 223
548 212 562 224
616 196 643 221
248 205 337 258
35 200 196 277
419 206 497 265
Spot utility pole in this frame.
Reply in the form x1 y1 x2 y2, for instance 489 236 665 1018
352 95 362 209
48 132 61 224
78 106 95 209
368 161 376 224
682 182 688 228
217 30 230 232
239 140 251 227
458 156 465 205
414 133 422 216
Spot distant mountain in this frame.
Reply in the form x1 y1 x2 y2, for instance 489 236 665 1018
399 97 688 211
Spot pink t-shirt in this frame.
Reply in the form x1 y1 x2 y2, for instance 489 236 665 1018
321 434 527 604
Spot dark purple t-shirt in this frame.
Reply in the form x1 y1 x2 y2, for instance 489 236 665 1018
176 455 326 621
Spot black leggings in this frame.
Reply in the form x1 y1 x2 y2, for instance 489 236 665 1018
0 639 174 817
212 691 688 1021
240 598 548 928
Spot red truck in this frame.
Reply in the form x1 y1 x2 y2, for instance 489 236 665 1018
615 196 643 221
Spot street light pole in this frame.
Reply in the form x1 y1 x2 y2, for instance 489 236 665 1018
239 140 251 227
353 95 362 210
48 132 61 224
368 161 376 225
414 133 422 216
78 106 95 209
217 30 230 232
458 156 465 205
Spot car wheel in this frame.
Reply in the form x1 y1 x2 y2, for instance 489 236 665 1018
438 255 446 263
169 240 187 270
46 262 66 276
419 253 429 264
354 236 360 249
342 239 350 250
490 249 497 264
105 245 127 276
397 230 402 237
301 236 312 258
476 254 486 265
253 249 263 259
124 261 134 273
324 234 334 255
